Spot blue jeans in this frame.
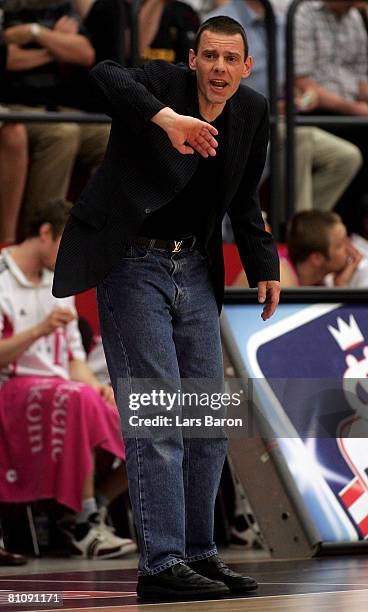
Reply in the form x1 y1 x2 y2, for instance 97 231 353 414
97 242 227 575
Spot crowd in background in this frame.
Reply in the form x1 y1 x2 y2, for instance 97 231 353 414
0 0 368 562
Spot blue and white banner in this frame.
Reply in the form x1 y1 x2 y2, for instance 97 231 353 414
224 302 368 542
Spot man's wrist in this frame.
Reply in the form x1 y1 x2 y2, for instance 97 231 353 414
30 23 41 41
151 107 177 130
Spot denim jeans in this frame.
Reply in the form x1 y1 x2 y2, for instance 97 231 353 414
97 242 227 575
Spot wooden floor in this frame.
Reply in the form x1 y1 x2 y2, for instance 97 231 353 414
1 557 368 611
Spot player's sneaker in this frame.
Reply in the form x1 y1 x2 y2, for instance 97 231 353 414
89 510 137 555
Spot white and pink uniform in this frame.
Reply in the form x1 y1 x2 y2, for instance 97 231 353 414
0 249 125 511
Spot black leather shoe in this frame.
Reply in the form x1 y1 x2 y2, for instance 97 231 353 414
136 562 230 600
0 547 27 566
188 555 258 593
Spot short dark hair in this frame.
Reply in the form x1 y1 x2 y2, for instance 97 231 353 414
23 199 72 240
288 211 342 264
194 16 248 59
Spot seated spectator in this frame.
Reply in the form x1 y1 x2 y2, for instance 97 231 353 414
294 1 368 226
0 117 28 244
234 211 366 288
74 0 200 64
0 199 136 559
1 1 110 223
204 0 363 217
72 0 129 64
280 211 363 288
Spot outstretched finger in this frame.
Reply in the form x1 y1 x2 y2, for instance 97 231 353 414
177 144 195 155
192 142 209 157
193 137 216 157
199 130 218 149
200 121 218 136
261 287 279 321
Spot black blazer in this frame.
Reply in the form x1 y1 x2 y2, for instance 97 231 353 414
52 60 279 312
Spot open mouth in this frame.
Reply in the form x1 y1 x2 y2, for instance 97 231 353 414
209 79 228 90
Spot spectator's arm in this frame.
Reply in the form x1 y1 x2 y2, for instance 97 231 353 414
295 77 368 116
35 25 95 66
0 307 75 368
72 0 95 19
69 358 115 404
0 326 43 368
69 357 100 388
138 0 165 56
3 23 95 66
6 44 53 71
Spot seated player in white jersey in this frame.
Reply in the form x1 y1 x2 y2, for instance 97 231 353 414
0 199 137 560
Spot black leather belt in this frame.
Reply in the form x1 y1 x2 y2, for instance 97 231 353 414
126 236 197 253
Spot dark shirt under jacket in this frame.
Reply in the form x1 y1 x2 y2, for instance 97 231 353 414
141 109 226 243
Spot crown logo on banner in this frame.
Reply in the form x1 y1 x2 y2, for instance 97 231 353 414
328 315 364 351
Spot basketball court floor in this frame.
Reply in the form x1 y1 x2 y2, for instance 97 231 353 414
1 549 368 612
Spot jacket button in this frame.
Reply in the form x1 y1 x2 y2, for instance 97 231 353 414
174 187 180 193
144 208 151 214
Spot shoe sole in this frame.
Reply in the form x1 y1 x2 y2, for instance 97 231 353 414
228 583 259 593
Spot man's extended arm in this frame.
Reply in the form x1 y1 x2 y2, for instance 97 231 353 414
90 60 218 156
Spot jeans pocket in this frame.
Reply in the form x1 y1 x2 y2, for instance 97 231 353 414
121 244 150 261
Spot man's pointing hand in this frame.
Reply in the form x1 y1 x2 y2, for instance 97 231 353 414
152 107 218 158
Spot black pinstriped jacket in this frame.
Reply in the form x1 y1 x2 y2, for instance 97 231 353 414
52 60 279 312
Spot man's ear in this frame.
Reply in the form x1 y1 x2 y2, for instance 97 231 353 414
242 56 253 79
39 222 53 242
189 49 196 71
309 252 325 268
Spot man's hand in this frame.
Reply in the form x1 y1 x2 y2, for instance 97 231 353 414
3 24 35 46
96 383 116 406
258 280 280 321
54 16 79 35
294 88 319 113
152 107 218 158
334 240 363 287
36 307 76 337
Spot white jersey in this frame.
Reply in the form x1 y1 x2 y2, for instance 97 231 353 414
0 248 86 385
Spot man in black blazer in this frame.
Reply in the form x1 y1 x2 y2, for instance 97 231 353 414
53 16 280 601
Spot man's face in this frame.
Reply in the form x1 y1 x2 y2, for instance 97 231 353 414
189 30 252 109
325 222 349 273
